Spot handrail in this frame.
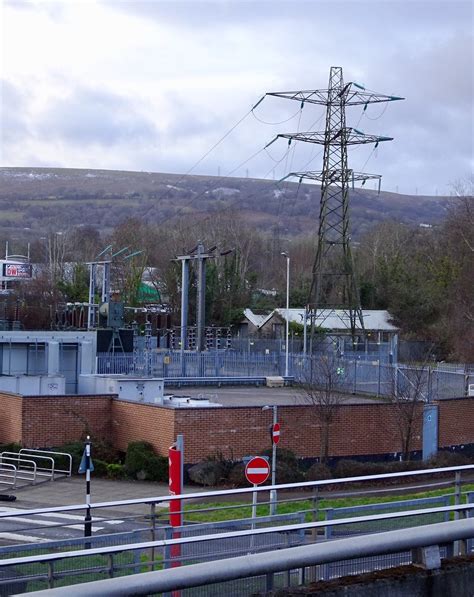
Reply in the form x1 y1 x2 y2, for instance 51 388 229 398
19 448 72 477
0 463 472 520
0 454 37 484
2 502 474 568
19 518 474 597
0 462 17 487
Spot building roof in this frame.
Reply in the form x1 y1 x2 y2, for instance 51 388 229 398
243 308 273 329
272 308 398 331
243 308 398 332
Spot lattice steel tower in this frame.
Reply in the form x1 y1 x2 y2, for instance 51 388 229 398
268 66 403 338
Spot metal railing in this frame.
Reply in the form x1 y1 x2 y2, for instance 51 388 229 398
0 453 37 486
4 506 474 595
96 351 473 400
19 448 73 479
0 461 17 487
0 464 474 593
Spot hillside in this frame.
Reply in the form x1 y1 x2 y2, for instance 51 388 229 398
0 167 450 240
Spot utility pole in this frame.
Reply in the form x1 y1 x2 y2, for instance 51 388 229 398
267 67 404 340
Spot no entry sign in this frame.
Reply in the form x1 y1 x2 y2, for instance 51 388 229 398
272 423 281 444
245 456 270 485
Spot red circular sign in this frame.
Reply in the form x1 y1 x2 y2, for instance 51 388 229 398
245 456 270 485
272 423 281 444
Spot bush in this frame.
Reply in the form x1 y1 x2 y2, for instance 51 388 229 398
0 443 22 454
428 451 472 469
306 462 332 482
275 461 305 484
107 463 126 480
124 441 168 482
188 461 226 486
333 459 421 483
54 440 121 474
228 463 247 487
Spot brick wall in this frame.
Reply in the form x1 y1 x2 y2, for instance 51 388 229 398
173 403 423 462
112 400 176 456
0 392 23 444
21 395 112 448
0 391 472 463
438 398 474 447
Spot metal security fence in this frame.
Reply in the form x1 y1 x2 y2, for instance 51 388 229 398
98 351 473 400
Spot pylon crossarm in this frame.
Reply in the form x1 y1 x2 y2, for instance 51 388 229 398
277 129 393 145
267 88 403 107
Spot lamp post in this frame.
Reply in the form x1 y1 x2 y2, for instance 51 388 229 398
281 252 290 377
262 405 278 516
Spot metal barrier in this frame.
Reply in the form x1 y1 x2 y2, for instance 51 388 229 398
4 506 474 595
97 351 474 399
323 494 452 539
0 462 17 487
19 449 72 479
0 453 37 486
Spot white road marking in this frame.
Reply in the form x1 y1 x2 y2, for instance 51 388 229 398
0 532 49 543
64 525 105 532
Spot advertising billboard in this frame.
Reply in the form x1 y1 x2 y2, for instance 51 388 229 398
1 261 32 279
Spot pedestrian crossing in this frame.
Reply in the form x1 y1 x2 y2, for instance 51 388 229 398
0 506 127 543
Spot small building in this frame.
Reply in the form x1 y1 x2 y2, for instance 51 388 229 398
240 308 399 359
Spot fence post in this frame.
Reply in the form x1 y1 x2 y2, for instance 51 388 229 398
353 360 357 394
377 359 381 396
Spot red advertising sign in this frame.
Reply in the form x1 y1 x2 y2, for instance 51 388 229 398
272 422 281 444
2 262 32 279
245 456 270 485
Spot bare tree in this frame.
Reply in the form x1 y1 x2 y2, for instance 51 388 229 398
388 361 429 461
301 353 349 464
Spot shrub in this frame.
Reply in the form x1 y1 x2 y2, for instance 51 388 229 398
275 461 305 484
188 461 226 487
0 443 22 453
428 451 472 469
228 463 247 487
107 463 125 480
306 462 332 482
124 441 168 482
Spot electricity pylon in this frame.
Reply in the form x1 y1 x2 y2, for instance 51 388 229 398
267 66 403 340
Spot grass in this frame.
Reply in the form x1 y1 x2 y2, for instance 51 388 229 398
184 483 474 523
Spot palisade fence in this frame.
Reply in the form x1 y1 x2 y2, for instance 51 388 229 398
96 351 473 401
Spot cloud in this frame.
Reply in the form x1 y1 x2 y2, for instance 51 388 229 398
1 0 472 194
38 87 158 146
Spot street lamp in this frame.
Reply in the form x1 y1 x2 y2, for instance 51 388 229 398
262 404 278 516
281 252 290 377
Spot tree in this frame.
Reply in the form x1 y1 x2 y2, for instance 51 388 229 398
301 354 348 463
388 361 429 461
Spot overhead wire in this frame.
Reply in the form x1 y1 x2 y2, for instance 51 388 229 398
140 99 263 221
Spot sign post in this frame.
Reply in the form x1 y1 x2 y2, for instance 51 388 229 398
78 436 94 546
263 405 280 516
245 456 270 552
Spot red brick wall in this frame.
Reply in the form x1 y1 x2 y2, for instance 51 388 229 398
438 398 474 447
112 400 176 456
0 392 23 444
1 391 472 462
173 403 423 462
21 395 112 448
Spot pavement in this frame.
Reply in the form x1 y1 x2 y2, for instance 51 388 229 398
3 476 203 514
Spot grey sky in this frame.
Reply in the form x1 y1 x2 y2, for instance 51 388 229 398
1 0 472 195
